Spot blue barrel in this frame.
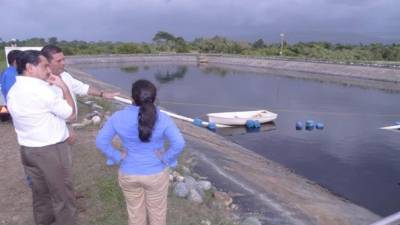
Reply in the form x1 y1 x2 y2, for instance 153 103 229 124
305 120 315 130
246 120 256 128
207 122 217 130
193 118 203 127
316 122 324 130
296 121 303 130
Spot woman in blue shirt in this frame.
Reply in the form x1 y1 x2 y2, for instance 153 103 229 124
96 79 185 225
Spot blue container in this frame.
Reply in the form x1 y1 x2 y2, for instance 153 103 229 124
316 122 324 130
193 118 203 127
207 122 217 130
246 120 256 128
305 120 315 130
295 121 303 130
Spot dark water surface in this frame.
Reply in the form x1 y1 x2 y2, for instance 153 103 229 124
80 64 400 216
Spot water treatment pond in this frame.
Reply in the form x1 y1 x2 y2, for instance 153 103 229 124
80 63 400 216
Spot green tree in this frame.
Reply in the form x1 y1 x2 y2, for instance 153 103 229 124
252 39 265 49
48 37 58 45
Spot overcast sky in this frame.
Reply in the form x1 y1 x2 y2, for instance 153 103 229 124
0 0 399 44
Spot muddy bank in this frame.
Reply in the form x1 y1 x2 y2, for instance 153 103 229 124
66 64 381 224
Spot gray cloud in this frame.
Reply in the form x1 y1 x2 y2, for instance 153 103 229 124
0 0 398 43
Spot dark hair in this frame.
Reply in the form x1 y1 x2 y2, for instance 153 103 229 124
7 50 22 65
132 80 157 142
41 44 62 62
16 50 43 75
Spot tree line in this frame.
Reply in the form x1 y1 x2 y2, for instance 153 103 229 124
1 31 400 70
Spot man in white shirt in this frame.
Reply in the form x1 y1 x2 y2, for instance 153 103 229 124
41 44 120 109
41 45 119 144
7 50 77 225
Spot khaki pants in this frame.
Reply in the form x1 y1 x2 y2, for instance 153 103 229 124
20 141 76 225
118 169 169 225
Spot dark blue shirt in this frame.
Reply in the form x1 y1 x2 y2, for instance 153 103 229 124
0 66 17 99
96 105 185 175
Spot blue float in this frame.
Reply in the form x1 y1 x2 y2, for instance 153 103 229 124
193 118 203 127
207 122 217 130
305 120 315 130
295 121 303 130
253 120 261 128
316 122 324 130
246 119 256 128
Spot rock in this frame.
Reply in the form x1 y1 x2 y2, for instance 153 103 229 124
91 103 104 110
242 216 262 225
71 118 92 129
188 189 203 203
182 166 191 176
213 191 233 207
169 174 174 181
195 186 205 198
197 180 212 191
91 115 101 125
230 203 239 210
172 171 182 178
85 110 101 119
174 182 189 198
201 219 211 225
208 199 224 210
184 176 197 190
176 175 185 182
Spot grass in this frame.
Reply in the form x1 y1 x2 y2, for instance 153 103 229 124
92 97 115 112
85 156 236 225
94 174 127 225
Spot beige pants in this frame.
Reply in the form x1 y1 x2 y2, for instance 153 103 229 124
118 169 169 225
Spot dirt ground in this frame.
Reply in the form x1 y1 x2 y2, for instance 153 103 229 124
0 107 111 225
0 120 32 225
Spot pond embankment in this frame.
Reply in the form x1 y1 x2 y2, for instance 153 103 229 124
67 53 400 92
63 54 393 224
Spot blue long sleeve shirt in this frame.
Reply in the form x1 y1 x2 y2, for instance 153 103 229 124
0 66 17 99
96 105 185 175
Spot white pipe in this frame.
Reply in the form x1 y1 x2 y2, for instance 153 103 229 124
369 211 400 225
113 96 230 128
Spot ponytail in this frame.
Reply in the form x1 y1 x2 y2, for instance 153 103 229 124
138 101 157 142
132 80 157 142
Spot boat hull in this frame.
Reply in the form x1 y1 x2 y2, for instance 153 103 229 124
207 110 277 126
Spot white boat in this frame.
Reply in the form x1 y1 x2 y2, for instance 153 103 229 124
380 124 400 130
207 110 278 126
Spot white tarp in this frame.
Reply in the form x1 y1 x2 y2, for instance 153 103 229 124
4 46 43 67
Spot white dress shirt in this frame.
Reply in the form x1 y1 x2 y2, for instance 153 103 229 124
7 76 72 147
50 71 90 115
